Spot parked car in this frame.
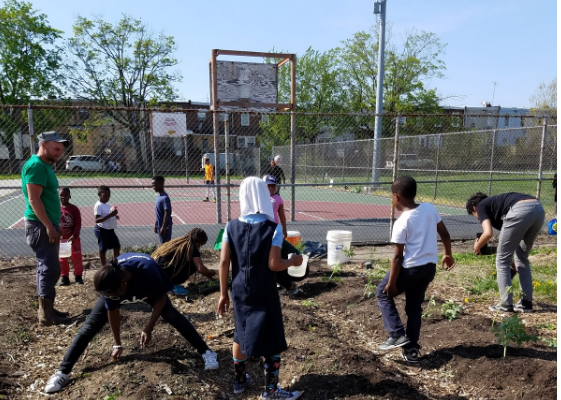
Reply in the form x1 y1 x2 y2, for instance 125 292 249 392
66 155 108 171
385 154 435 169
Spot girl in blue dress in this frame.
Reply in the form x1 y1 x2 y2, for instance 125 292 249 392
217 177 303 399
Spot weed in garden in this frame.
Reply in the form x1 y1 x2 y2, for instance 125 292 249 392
534 322 556 330
6 326 30 344
351 186 362 194
301 300 320 307
466 275 498 295
440 300 464 321
493 314 537 357
538 336 557 348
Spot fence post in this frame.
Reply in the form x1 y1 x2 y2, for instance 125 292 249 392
433 134 441 200
184 134 189 183
290 111 296 222
536 119 548 200
488 129 497 195
389 115 400 240
27 105 35 155
225 114 231 222
212 110 222 223
148 110 156 177
342 141 346 182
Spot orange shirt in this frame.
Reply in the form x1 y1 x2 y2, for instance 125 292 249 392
204 164 214 180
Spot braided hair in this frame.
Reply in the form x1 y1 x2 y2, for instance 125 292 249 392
151 228 208 283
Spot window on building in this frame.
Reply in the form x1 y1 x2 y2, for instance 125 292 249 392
261 114 270 123
197 112 206 121
202 139 209 152
241 114 250 126
504 115 510 127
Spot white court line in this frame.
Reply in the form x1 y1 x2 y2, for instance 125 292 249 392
135 178 144 188
172 211 186 225
284 207 326 221
0 193 22 206
8 216 24 229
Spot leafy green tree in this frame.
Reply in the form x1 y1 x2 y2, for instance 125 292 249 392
0 0 64 171
66 15 181 169
529 78 557 123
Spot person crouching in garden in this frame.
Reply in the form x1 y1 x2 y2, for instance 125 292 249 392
44 253 219 393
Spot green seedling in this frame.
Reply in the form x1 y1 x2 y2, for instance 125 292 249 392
440 300 464 321
322 263 344 283
422 295 437 319
342 247 355 259
538 336 557 348
494 314 537 357
301 300 319 307
363 269 377 299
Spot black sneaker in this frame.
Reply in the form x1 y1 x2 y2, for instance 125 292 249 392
75 275 84 285
379 335 410 351
513 299 534 313
401 347 420 364
59 276 71 286
233 374 252 394
488 303 514 312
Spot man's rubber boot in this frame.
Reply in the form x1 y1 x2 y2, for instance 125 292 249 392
39 297 70 326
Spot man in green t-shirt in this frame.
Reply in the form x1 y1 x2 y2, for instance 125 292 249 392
22 131 70 326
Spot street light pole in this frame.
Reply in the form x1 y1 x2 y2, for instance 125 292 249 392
372 0 386 184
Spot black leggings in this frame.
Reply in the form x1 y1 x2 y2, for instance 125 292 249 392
59 296 208 374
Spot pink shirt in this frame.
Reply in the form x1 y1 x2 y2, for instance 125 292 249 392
270 194 283 224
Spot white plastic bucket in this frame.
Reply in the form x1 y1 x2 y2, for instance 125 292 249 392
286 231 301 246
287 254 308 278
326 230 352 266
59 241 72 258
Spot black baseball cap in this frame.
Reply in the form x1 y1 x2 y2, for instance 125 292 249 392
37 131 68 144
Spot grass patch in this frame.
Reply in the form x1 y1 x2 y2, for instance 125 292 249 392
301 300 320 307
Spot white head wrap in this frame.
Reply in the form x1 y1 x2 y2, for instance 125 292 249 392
239 176 274 221
274 155 281 165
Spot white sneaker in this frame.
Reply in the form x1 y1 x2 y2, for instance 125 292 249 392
44 370 69 393
202 349 219 370
262 386 302 399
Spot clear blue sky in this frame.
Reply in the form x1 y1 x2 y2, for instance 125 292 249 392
27 0 557 108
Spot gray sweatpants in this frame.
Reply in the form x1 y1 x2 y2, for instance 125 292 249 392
25 219 61 300
496 200 545 305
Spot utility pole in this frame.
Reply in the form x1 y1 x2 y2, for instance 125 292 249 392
372 0 386 184
491 81 498 105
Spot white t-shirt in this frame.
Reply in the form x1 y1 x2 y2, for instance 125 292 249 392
94 201 117 229
391 203 442 268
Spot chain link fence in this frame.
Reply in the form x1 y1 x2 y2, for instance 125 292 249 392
0 105 556 256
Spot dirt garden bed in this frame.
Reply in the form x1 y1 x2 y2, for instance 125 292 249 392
0 237 557 399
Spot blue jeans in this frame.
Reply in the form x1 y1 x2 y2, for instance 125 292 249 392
496 200 545 305
59 295 209 374
376 263 436 349
25 219 60 300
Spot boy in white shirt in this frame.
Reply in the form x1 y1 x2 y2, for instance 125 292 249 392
94 185 120 266
376 176 455 364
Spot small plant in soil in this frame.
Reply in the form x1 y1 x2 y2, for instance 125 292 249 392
422 295 437 319
6 326 30 345
301 300 320 308
342 247 355 259
538 336 557 348
363 269 377 299
493 314 537 357
322 263 343 283
440 300 464 321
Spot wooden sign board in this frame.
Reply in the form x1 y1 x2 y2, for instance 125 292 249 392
213 61 278 111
